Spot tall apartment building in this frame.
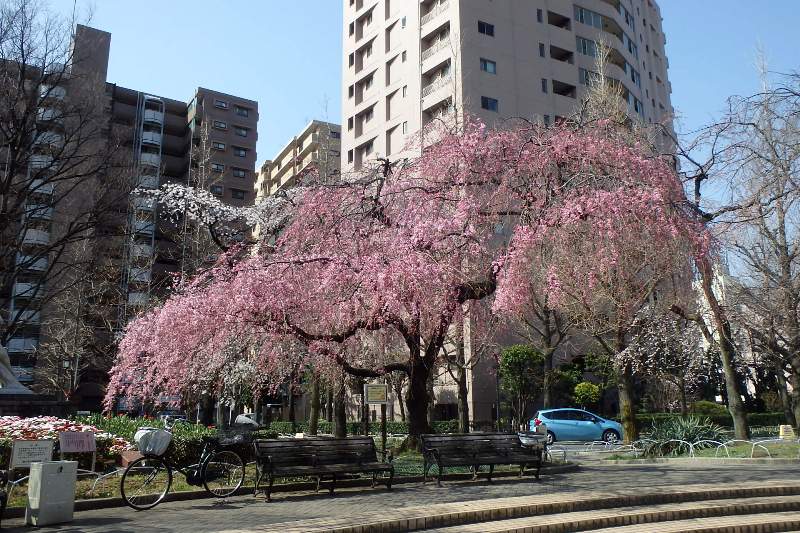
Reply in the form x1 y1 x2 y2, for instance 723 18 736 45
342 0 673 172
4 24 259 409
255 120 341 200
341 0 674 423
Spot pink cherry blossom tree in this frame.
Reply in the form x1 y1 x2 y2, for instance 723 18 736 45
107 118 710 444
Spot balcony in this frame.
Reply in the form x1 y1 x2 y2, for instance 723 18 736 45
134 220 155 235
29 154 53 169
421 0 449 27
129 267 151 283
12 366 34 383
39 84 66 100
16 254 48 271
22 229 50 246
133 196 154 211
34 131 64 147
128 292 149 306
7 338 37 354
13 309 41 325
29 179 54 195
131 243 153 258
140 152 161 168
422 74 452 98
141 131 162 146
137 175 159 189
143 109 164 125
25 204 53 220
13 282 42 299
421 38 450 62
36 107 62 124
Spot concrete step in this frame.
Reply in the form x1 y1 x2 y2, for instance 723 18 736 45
424 495 800 532
591 512 800 532
260 482 800 533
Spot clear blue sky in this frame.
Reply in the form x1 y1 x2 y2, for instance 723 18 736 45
55 0 795 163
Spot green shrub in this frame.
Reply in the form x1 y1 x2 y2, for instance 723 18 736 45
642 416 726 456
265 419 460 435
626 412 786 429
690 400 729 417
574 382 601 407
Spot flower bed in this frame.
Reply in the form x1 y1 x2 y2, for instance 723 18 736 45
0 416 133 469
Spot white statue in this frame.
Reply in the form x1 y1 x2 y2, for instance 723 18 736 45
0 344 35 394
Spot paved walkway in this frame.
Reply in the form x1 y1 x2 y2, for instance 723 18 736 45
5 463 800 532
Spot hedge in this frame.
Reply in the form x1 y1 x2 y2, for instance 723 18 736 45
265 419 462 435
630 412 788 429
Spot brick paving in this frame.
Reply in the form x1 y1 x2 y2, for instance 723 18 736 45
4 463 800 532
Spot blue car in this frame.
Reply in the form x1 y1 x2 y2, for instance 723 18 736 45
529 408 623 444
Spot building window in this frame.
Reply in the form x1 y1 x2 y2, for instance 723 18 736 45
402 85 407 97
402 51 407 62
576 36 598 57
363 140 373 155
211 163 224 172
349 53 355 66
349 22 355 35
480 96 499 112
539 43 545 57
574 6 602 29
213 99 228 109
480 58 497 74
363 107 374 121
212 142 225 150
210 185 223 195
543 114 551 126
212 120 227 130
233 147 247 157
537 9 543 23
541 78 548 93
349 85 355 98
401 16 406 28
233 127 248 137
330 131 341 139
347 149 354 163
402 121 408 134
232 168 247 178
234 106 249 117
230 188 246 200
348 117 354 130
478 20 494 36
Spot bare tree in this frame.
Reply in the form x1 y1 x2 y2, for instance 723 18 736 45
0 1 134 360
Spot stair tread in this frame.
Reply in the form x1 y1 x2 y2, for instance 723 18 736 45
424 495 800 532
591 511 800 532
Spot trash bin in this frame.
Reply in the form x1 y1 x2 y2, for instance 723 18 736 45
25 461 77 526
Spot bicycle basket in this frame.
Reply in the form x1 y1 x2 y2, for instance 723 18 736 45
134 427 173 456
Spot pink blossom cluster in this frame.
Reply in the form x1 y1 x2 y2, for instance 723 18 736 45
0 416 132 456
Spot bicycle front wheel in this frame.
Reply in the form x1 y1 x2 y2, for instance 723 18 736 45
121 456 172 510
202 449 245 497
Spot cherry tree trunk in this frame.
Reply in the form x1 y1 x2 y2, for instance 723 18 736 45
326 386 333 423
618 363 638 444
774 363 796 428
790 361 800 434
542 352 553 409
456 334 470 433
406 357 432 449
308 374 320 435
334 379 347 438
697 256 749 439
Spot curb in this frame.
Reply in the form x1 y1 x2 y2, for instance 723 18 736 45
1 462 579 518
604 457 800 465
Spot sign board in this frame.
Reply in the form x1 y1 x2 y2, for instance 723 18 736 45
11 439 54 469
58 432 96 453
363 384 388 405
779 425 796 440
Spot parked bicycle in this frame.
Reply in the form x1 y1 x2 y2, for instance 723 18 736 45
120 417 247 510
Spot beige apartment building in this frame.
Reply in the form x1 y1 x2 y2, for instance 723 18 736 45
341 0 675 425
342 0 673 172
255 120 341 200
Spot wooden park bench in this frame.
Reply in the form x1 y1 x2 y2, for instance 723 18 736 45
253 436 394 501
420 432 543 485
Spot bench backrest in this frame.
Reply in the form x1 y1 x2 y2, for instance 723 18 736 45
253 436 378 467
420 432 529 455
